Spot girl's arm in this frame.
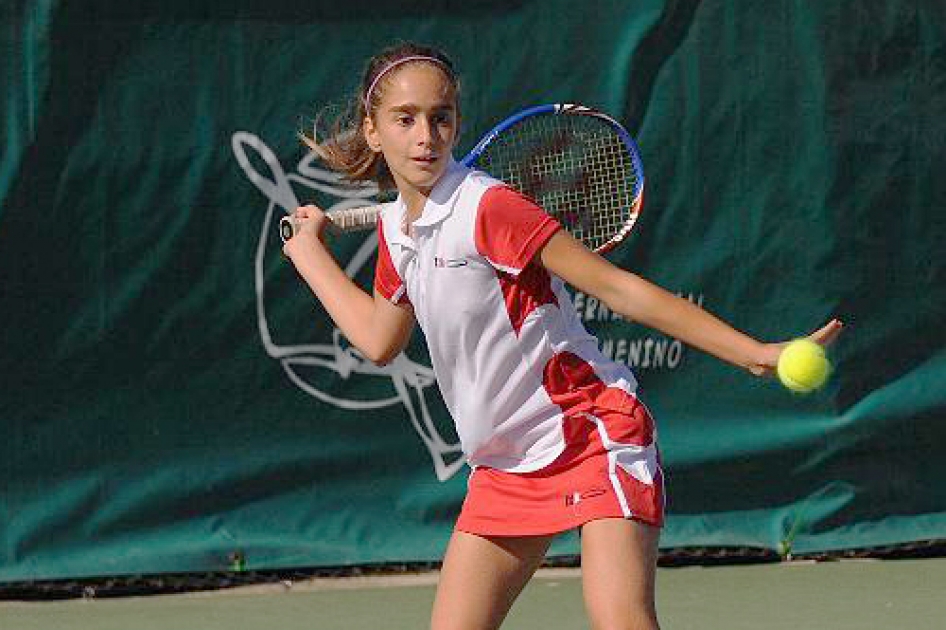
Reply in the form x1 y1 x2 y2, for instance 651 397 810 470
283 205 415 365
538 230 842 376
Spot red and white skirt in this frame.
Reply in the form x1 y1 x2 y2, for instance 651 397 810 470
455 397 665 537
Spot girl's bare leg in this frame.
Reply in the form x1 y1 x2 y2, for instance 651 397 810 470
430 530 554 630
580 518 661 630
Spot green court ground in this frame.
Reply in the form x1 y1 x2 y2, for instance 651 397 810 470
3 558 944 630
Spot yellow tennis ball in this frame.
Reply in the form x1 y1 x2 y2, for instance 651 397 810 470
777 339 831 394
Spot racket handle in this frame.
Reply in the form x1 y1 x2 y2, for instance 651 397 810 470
279 205 382 242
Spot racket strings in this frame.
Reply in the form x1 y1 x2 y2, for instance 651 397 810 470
478 115 641 252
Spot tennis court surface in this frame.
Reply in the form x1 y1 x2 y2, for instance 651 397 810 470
3 558 944 630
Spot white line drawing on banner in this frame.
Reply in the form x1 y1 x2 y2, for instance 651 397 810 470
231 131 465 481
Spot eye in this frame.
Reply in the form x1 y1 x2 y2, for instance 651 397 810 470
396 114 413 126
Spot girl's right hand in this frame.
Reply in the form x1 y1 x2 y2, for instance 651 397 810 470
282 205 330 260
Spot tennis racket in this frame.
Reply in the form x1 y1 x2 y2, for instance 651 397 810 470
280 103 645 253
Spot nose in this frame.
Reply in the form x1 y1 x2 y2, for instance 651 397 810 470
416 116 441 147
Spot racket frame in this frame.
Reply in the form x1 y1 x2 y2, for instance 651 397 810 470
280 103 644 253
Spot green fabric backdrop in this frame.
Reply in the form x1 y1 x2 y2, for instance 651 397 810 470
1 0 945 581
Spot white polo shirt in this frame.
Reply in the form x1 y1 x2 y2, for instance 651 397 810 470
375 160 641 473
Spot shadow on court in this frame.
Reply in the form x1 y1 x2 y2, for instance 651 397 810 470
2 558 944 630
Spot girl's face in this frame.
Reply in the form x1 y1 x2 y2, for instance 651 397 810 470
364 63 459 199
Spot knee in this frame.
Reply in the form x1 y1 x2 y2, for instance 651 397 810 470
588 607 660 630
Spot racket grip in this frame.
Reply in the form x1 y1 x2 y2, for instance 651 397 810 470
279 205 382 242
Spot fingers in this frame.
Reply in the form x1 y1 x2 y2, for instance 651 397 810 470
282 205 328 258
745 320 842 381
287 205 326 236
293 204 323 220
808 318 844 347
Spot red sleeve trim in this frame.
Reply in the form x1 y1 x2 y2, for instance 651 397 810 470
474 186 561 275
373 218 410 305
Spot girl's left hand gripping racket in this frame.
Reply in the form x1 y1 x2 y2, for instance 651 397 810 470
280 103 645 254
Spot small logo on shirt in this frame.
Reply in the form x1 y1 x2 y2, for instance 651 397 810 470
434 256 468 268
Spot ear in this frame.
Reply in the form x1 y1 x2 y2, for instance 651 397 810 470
363 116 382 153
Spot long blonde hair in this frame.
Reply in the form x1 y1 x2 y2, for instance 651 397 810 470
302 43 460 191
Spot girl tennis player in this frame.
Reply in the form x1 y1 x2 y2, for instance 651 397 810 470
283 42 842 630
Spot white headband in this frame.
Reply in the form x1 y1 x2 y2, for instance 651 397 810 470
363 55 450 109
